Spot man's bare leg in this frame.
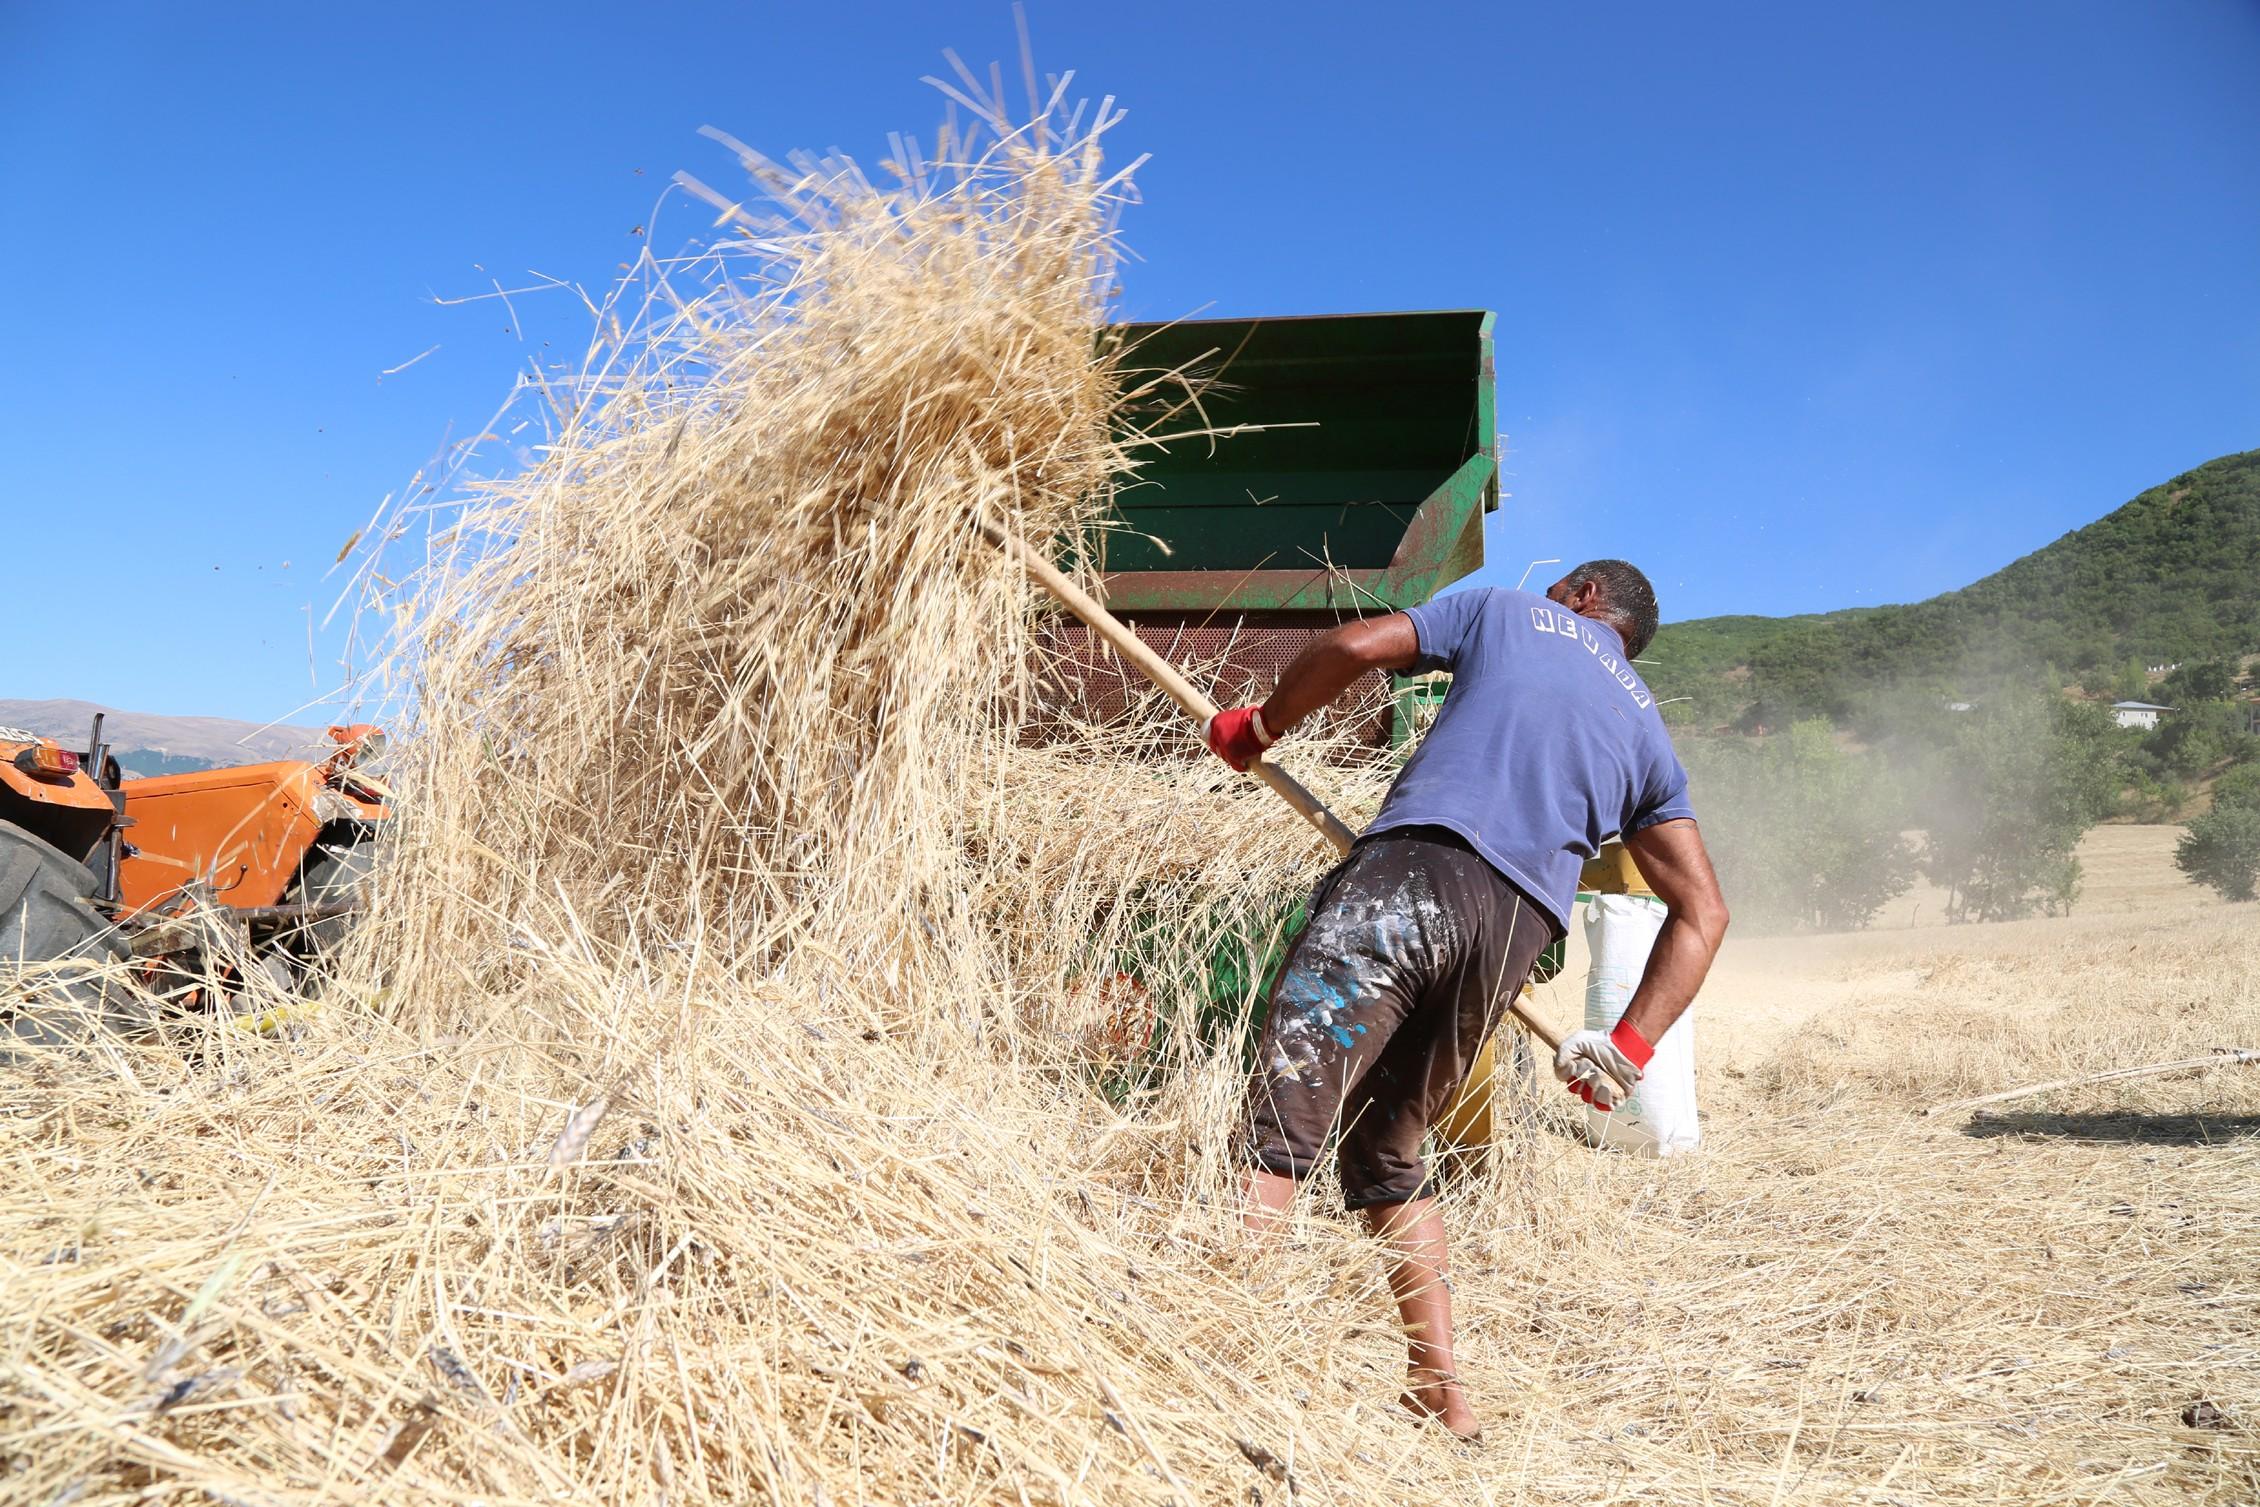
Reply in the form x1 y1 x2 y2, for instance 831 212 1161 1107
1363 1195 1480 1440
1241 1167 1296 1236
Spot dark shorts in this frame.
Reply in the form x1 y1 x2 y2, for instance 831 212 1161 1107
1238 826 1557 1210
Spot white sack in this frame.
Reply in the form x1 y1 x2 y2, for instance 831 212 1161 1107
1581 892 1701 1156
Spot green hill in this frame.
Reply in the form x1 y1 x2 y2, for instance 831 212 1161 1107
1650 446 2260 723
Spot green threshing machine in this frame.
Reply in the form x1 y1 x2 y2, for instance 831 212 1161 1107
1054 310 1554 1142
1048 310 1659 1144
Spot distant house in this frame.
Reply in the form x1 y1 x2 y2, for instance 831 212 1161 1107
2111 700 2174 731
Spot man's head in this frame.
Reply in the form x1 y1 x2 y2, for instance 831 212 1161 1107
1546 560 1660 658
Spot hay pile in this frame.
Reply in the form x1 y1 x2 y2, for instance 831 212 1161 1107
3 74 2255 1506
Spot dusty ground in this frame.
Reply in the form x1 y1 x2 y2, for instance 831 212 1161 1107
3 825 2249 1504
1598 824 2232 1066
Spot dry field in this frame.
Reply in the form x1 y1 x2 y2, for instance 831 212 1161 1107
2 82 2253 1506
1 798 2250 1506
1488 822 2259 1501
1693 823 2233 1055
1858 824 2228 935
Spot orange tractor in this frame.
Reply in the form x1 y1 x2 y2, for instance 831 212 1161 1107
0 716 388 1047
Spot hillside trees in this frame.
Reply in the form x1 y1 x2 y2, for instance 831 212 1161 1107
2210 763 2260 811
1649 448 2260 723
2121 658 2258 798
2111 657 2150 702
2156 659 2241 705
2144 701 2246 780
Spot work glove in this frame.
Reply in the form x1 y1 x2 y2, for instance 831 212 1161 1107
1553 1019 1655 1112
1203 705 1275 772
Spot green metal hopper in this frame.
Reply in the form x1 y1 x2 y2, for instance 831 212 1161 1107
1046 310 1497 745
1097 310 1497 613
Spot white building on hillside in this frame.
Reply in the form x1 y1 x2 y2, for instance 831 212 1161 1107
2111 700 2174 731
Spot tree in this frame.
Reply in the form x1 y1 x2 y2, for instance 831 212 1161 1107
1916 694 2120 923
2158 659 2239 705
2148 701 2247 779
2114 656 2150 702
2178 806 2260 902
2212 762 2260 813
1678 719 1915 933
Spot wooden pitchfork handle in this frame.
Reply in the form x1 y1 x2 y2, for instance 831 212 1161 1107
984 519 1564 1055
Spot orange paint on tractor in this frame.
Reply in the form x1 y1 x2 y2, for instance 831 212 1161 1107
0 734 126 893
117 725 389 915
0 739 116 818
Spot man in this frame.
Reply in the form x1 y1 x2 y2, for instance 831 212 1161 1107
1203 560 1729 1441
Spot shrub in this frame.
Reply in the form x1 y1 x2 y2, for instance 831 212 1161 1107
2111 657 2149 702
2212 761 2260 814
2157 659 2240 705
2177 805 2260 902
2117 769 2189 823
2145 700 2247 779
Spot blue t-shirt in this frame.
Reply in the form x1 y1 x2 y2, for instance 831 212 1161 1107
1366 587 1696 932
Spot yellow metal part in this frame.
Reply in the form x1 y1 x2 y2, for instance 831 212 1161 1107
233 996 320 1035
1579 840 1652 896
1438 981 1537 1150
1439 842 1651 1149
0 739 118 816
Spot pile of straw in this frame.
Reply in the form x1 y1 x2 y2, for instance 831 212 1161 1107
3 71 2253 1506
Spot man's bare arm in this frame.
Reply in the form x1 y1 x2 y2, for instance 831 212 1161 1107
1259 613 1420 736
1616 818 1731 1044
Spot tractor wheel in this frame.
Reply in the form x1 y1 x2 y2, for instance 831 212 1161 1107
282 837 376 966
0 819 142 1050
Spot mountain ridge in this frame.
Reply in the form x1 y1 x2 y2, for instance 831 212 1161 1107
1649 446 2260 722
0 697 335 775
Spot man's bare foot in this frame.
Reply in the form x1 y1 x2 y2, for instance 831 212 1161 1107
1398 1366 1482 1442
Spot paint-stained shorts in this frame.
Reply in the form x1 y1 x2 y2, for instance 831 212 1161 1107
1239 826 1557 1209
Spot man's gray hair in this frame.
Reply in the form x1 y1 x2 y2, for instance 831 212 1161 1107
1564 559 1660 658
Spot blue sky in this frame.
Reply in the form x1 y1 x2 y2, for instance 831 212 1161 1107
3 2 2255 723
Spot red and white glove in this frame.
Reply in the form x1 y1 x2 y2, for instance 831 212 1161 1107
1553 1019 1655 1112
1203 705 1275 772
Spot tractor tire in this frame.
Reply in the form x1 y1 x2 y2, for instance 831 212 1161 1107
283 837 376 964
0 819 142 1050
